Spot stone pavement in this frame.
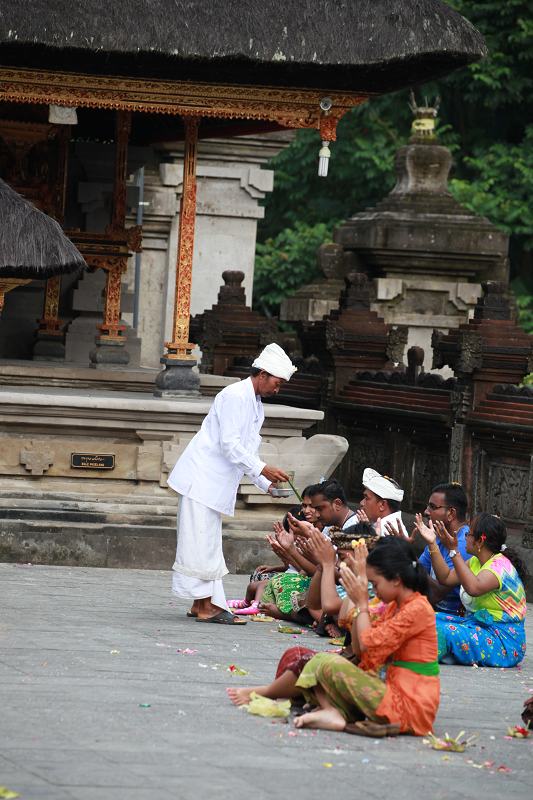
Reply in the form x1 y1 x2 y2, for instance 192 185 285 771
0 565 531 800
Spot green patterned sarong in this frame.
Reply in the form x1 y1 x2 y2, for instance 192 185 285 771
296 652 388 723
259 573 311 614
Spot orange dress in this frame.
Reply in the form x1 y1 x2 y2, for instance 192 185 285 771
359 592 440 735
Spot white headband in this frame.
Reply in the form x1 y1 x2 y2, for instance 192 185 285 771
252 343 297 382
363 468 404 502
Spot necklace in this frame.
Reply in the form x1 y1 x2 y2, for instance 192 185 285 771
341 509 355 528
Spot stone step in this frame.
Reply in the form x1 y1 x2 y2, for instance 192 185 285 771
0 489 177 508
0 507 175 527
0 496 177 518
0 519 271 573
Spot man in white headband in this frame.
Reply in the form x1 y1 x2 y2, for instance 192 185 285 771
167 343 296 625
358 468 408 537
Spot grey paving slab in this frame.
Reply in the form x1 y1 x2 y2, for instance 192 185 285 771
0 564 532 800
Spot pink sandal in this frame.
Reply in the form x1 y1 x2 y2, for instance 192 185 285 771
233 601 260 616
227 599 249 609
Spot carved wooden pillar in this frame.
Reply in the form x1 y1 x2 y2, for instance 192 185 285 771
89 110 131 370
33 125 69 361
154 115 201 397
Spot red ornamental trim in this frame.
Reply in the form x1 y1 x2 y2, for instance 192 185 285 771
0 67 369 131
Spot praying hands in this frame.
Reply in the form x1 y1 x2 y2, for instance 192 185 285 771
340 565 369 608
434 519 459 552
414 512 436 545
308 525 336 566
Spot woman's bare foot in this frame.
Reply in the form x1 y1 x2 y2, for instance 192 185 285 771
293 707 345 730
325 622 342 638
227 686 267 706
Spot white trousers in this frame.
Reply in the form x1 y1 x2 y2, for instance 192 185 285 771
172 494 229 611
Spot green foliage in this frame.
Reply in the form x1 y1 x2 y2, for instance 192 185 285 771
254 1 533 315
449 125 533 249
516 295 533 335
253 221 336 317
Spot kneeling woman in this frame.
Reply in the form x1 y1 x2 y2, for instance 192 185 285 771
420 512 528 667
229 538 440 735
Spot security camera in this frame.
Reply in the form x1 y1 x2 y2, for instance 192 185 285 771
319 97 333 113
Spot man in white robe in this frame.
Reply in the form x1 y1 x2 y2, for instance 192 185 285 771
167 343 295 624
357 468 408 536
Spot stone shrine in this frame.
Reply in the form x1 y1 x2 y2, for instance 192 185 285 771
299 271 408 412
283 98 510 373
328 280 533 587
189 269 278 375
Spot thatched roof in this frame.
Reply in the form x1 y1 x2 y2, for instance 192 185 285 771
0 1 487 93
0 179 87 278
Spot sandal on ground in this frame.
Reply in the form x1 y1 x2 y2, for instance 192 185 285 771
186 611 198 617
196 611 247 625
233 602 260 616
228 599 249 609
344 720 400 738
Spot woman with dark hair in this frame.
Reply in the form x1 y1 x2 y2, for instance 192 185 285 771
229 538 441 736
292 538 440 733
418 512 528 667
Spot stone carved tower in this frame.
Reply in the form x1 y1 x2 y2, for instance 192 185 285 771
284 98 510 374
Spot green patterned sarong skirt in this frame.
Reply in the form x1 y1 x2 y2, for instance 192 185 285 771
259 573 311 614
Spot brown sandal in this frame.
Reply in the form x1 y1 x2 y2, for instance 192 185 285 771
344 721 400 737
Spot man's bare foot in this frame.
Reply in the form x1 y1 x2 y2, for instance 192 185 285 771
190 602 200 615
197 599 227 620
293 707 345 731
227 686 267 706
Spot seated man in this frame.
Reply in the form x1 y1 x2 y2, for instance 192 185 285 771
415 482 470 614
358 468 408 536
306 479 357 534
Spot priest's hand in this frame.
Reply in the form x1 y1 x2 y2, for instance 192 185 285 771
262 465 290 483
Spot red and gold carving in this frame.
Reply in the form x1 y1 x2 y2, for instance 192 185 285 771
37 127 70 336
319 115 339 142
37 276 63 334
97 267 126 340
106 110 131 237
126 225 143 254
0 67 369 133
165 115 200 360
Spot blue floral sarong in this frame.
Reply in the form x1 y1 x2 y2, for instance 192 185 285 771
436 609 526 667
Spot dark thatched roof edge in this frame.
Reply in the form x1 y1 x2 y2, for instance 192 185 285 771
0 0 488 94
0 179 87 280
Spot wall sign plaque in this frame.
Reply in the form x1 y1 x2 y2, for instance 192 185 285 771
71 453 115 470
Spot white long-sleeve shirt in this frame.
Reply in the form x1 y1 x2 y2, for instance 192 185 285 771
167 377 271 515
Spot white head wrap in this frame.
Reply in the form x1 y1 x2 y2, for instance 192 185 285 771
362 468 404 502
252 343 297 382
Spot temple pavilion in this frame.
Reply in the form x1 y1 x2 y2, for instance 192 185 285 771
0 1 487 568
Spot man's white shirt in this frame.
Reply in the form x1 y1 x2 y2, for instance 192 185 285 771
377 509 409 537
167 377 271 516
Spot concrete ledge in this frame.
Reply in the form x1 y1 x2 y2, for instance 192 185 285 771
0 520 270 574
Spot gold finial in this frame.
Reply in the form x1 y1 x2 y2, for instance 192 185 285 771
408 92 441 145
